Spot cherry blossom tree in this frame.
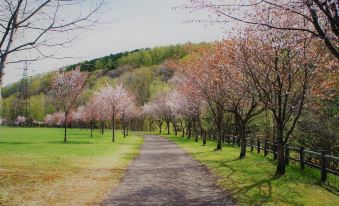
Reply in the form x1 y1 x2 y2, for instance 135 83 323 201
53 111 66 127
85 96 100 138
169 42 263 153
44 111 65 127
237 24 330 175
168 46 232 150
166 89 183 136
142 100 166 134
0 118 6 126
44 114 54 127
151 92 174 135
142 103 157 132
92 94 110 135
118 89 137 137
52 67 87 142
185 0 339 59
96 84 125 142
215 41 263 158
72 106 86 129
16 116 26 126
166 79 205 142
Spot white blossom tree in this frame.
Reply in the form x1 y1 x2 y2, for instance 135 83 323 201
96 84 125 142
52 67 87 142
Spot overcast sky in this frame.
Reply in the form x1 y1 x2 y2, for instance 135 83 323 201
3 0 225 85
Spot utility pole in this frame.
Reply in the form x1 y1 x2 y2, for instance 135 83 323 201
16 61 31 119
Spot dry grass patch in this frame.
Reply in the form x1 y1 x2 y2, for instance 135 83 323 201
0 128 143 206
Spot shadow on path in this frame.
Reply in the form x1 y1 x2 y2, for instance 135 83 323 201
101 135 235 206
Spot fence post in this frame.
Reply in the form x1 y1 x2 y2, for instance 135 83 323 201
300 146 305 170
285 144 290 165
257 139 261 153
321 150 327 183
264 140 268 156
250 137 254 152
273 142 277 160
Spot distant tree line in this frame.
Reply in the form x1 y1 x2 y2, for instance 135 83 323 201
65 45 189 72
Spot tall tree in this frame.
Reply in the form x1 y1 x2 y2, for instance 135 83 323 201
0 0 106 106
52 67 87 142
85 96 100 138
96 84 125 142
169 46 233 150
186 0 339 59
238 27 328 175
119 89 137 137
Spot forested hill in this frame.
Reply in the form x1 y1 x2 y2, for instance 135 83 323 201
1 43 204 121
66 45 188 72
2 44 191 98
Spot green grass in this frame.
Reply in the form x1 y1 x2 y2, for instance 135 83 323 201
0 127 144 205
165 134 339 206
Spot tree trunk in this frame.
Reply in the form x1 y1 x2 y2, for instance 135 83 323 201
90 121 93 138
215 108 223 150
275 126 285 176
187 121 192 139
149 121 153 132
180 121 184 138
194 121 198 142
166 121 170 135
216 132 222 150
64 115 67 143
112 115 115 142
123 121 126 138
239 129 246 159
0 49 8 118
157 121 163 133
173 122 177 136
238 120 247 159
101 121 104 135
203 131 206 146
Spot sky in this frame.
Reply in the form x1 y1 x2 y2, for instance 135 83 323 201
3 0 225 85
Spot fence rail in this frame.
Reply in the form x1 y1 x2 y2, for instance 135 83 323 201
218 134 339 186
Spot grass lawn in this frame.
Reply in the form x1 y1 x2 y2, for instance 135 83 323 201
0 127 143 206
165 134 339 206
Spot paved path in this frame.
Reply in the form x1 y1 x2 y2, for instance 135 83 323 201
101 135 235 206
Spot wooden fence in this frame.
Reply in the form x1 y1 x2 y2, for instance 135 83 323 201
216 134 339 188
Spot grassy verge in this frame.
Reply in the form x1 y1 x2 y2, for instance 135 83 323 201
0 127 143 206
165 134 339 206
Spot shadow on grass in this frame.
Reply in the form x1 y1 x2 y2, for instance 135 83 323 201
0 141 33 145
48 141 94 144
207 157 308 205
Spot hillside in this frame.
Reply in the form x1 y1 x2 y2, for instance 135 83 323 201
0 44 197 122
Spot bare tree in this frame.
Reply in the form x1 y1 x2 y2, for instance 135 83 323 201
0 0 107 103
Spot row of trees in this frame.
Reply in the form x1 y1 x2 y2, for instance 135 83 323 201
6 34 335 178
162 0 338 177
142 19 336 176
51 67 138 142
